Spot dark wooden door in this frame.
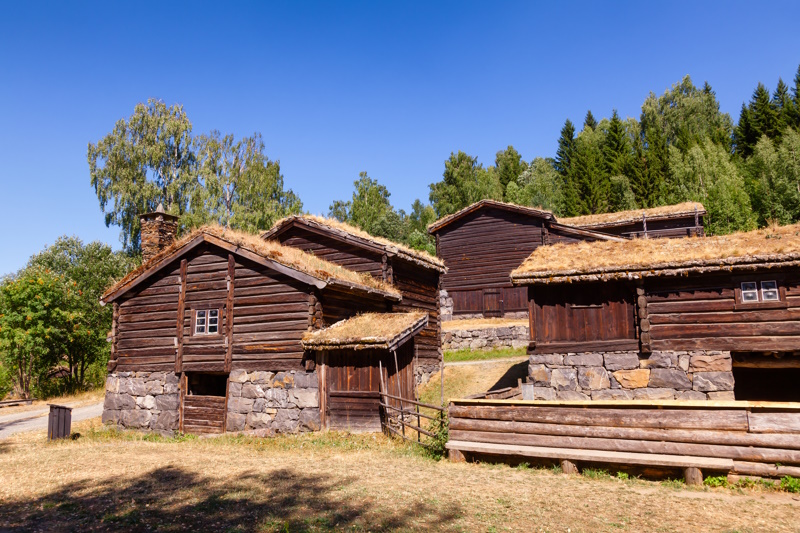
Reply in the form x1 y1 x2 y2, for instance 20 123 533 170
326 351 383 431
483 289 503 317
182 395 226 434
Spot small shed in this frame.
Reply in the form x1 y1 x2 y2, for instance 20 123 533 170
427 200 623 320
560 202 706 239
302 312 428 431
510 223 800 402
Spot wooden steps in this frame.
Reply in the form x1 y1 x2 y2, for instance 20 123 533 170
182 395 226 434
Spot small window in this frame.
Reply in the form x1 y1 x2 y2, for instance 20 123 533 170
194 309 219 335
741 282 759 302
761 280 779 301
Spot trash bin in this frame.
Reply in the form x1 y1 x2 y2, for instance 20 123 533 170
48 404 72 440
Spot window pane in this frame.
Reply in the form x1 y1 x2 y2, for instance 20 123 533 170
208 324 218 333
762 281 779 301
741 282 757 292
741 282 759 302
197 310 206 319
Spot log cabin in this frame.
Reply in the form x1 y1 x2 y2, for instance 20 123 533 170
510 223 800 402
560 202 706 239
263 215 445 383
427 200 625 320
100 208 427 436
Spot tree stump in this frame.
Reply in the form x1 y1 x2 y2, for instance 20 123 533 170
560 459 579 475
684 467 703 486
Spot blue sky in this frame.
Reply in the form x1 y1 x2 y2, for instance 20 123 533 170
1 1 798 275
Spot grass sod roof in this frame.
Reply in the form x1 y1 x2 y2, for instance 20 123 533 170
427 199 554 234
302 312 428 351
101 225 401 303
263 215 445 272
511 222 800 285
560 202 706 229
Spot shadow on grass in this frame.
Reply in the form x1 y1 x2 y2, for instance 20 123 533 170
0 465 461 532
488 361 528 391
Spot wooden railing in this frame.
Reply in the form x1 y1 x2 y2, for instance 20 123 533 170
377 390 445 448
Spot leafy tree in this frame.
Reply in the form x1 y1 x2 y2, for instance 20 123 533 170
25 237 137 392
187 131 301 232
88 99 195 252
667 140 756 234
584 110 598 131
0 269 77 399
567 128 609 215
429 151 503 217
495 145 528 192
330 172 402 240
506 157 565 215
745 130 800 226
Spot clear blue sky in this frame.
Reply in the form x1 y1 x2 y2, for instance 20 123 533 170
1 1 798 275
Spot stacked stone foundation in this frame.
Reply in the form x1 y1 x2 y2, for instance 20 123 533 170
443 325 530 351
102 371 181 436
102 369 320 437
528 350 735 401
226 369 320 434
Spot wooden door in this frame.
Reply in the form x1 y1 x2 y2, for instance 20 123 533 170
180 373 228 434
326 351 383 431
483 289 503 317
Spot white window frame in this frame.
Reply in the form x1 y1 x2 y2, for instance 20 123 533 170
740 282 759 303
761 280 779 302
194 308 220 335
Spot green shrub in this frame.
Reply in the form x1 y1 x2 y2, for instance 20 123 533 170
781 476 800 493
424 409 449 460
704 476 729 488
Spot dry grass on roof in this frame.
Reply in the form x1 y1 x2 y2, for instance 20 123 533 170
560 202 705 228
511 222 800 280
102 225 399 300
302 312 427 349
270 214 445 269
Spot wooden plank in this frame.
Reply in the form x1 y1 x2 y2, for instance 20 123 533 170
748 412 800 434
448 417 800 450
447 405 749 431
448 429 800 464
225 254 235 373
444 440 734 471
651 336 800 351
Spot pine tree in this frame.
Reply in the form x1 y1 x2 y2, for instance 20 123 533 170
640 122 668 206
584 110 598 131
773 79 794 138
568 131 609 214
602 110 629 177
792 64 800 128
554 119 576 176
751 83 779 141
734 103 755 157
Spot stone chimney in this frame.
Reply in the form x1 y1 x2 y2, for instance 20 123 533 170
140 204 179 263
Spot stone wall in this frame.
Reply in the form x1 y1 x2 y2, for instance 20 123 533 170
528 350 735 400
443 325 530 351
226 369 320 435
102 371 181 436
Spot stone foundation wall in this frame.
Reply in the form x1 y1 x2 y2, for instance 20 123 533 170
528 350 735 401
226 369 320 435
444 325 530 351
102 371 181 436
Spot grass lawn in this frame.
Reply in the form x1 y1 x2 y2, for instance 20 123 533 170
443 347 526 363
1 418 798 532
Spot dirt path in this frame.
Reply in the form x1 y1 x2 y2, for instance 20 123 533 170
0 402 103 439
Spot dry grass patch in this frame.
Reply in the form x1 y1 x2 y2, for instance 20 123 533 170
441 318 528 331
512 221 800 282
103 224 399 301
303 312 427 350
1 418 798 532
0 389 104 416
419 358 527 405
560 201 705 228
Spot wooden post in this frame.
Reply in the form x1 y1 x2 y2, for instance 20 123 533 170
642 213 648 238
635 283 651 354
561 459 579 475
318 351 327 429
684 467 703 486
225 254 235 373
393 349 405 438
449 448 466 462
175 259 187 373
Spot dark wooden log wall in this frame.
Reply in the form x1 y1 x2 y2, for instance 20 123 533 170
231 256 312 372
321 287 388 326
436 208 587 315
447 400 800 479
646 272 800 352
115 263 181 372
529 282 637 353
276 227 384 277
392 262 441 367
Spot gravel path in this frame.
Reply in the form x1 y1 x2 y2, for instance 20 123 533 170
0 402 103 439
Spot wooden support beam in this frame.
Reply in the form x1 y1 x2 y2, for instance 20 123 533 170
561 459 578 475
175 259 187 373
225 254 235 373
684 467 703 486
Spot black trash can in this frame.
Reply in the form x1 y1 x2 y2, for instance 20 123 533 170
47 404 72 440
